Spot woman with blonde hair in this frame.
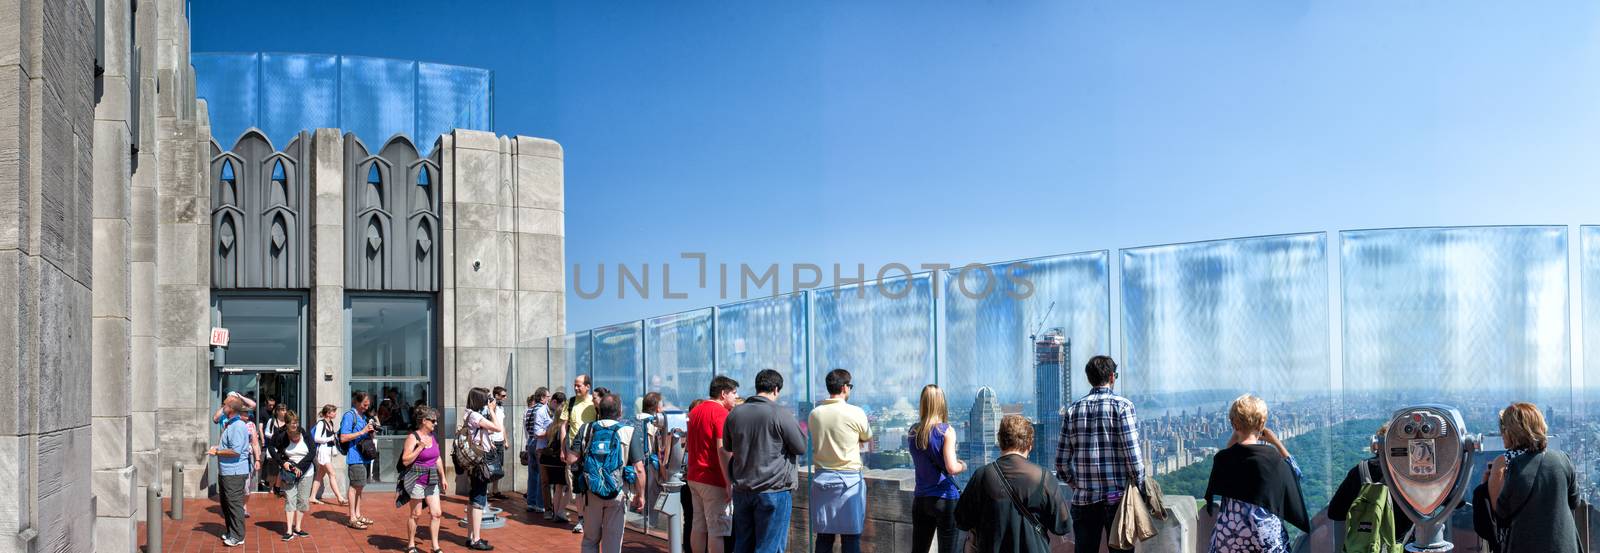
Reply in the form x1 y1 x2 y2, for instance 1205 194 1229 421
1203 394 1308 552
1485 402 1579 553
908 385 966 553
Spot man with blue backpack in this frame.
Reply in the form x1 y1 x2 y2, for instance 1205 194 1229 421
573 394 647 553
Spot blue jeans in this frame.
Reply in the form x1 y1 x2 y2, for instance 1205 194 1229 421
526 448 544 509
732 489 792 553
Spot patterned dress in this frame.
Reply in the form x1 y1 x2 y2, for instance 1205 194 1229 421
1208 456 1302 553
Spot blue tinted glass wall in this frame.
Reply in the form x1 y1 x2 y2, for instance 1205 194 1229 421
194 52 492 150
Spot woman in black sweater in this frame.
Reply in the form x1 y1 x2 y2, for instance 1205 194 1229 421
1485 402 1580 553
955 414 1071 553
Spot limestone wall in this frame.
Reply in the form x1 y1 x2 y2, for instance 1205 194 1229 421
442 130 566 493
0 0 101 551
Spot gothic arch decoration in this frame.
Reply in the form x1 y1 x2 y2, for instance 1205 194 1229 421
345 133 442 291
210 129 311 288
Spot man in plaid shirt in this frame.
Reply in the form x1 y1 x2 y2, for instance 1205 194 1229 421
1055 355 1144 553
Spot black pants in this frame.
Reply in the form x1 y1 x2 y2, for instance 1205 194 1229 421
814 533 860 553
1070 502 1132 553
911 496 957 553
220 474 249 541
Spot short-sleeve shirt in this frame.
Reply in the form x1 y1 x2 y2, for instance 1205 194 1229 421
339 410 370 465
489 406 506 443
566 396 596 447
808 398 872 471
218 418 253 476
684 400 730 487
527 404 554 450
466 410 494 450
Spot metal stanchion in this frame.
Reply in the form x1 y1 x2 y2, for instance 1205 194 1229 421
146 484 163 553
170 463 184 520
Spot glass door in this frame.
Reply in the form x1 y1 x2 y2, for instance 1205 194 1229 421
210 293 308 492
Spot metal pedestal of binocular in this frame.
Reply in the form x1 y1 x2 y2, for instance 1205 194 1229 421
1378 405 1480 553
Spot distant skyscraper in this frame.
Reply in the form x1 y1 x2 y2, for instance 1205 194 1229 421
962 386 1004 467
1031 330 1069 466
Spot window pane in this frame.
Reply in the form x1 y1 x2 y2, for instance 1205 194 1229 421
811 275 934 470
217 296 301 367
942 251 1110 472
350 296 434 379
645 310 713 412
593 322 642 418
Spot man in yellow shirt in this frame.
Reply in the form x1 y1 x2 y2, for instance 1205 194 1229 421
807 369 871 553
562 374 596 533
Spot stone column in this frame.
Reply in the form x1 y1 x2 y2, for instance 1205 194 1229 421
308 128 344 441
91 0 139 549
444 130 518 486
129 0 164 515
0 0 99 550
515 136 565 400
153 0 212 497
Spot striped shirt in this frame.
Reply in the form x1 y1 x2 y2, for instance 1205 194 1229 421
1055 386 1145 506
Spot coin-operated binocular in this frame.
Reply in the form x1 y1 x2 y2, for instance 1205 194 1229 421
1377 405 1480 552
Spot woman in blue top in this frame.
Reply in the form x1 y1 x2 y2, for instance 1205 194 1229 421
908 384 967 553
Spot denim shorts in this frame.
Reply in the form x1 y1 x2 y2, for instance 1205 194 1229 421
467 476 490 508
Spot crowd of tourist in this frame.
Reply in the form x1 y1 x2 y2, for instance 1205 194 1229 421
204 355 1582 553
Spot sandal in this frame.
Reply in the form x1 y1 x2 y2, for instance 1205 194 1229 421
347 520 369 530
358 517 375 525
405 547 419 553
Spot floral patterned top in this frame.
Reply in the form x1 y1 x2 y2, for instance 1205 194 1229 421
1208 456 1302 553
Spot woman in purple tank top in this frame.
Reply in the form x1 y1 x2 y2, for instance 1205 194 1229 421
908 385 968 553
401 405 449 553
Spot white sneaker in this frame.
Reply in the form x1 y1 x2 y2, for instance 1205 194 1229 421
571 521 583 533
223 536 244 547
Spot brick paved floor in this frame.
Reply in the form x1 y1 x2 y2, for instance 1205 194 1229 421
139 492 666 553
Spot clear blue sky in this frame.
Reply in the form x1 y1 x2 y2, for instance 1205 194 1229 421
192 1 1600 332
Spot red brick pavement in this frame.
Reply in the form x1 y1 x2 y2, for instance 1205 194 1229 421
139 492 666 553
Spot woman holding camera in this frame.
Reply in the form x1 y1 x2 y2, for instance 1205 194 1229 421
402 405 448 553
462 387 504 551
269 412 315 541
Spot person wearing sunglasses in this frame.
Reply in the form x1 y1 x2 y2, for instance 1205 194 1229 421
401 405 449 553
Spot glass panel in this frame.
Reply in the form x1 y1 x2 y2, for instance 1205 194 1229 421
216 296 302 367
942 251 1111 474
340 56 417 145
349 296 435 379
593 322 643 419
552 331 592 397
1121 233 1333 519
259 53 338 147
416 62 493 150
645 310 714 412
1343 226 1571 539
716 294 807 408
1582 226 1600 523
192 53 260 147
810 275 934 470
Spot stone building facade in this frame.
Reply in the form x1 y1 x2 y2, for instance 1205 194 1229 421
0 1 565 551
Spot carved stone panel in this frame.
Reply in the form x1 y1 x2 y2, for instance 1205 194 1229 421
211 130 311 289
344 134 442 291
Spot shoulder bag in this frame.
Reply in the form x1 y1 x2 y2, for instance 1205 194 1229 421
993 461 1051 552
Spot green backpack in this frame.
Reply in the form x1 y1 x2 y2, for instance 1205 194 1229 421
1343 460 1403 553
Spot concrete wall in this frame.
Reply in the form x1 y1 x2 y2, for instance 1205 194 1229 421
152 0 214 498
0 0 101 551
91 0 138 549
442 130 566 494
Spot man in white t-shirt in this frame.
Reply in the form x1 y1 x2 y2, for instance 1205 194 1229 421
489 386 510 500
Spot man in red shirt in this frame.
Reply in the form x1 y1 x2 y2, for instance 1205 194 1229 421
685 375 740 553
